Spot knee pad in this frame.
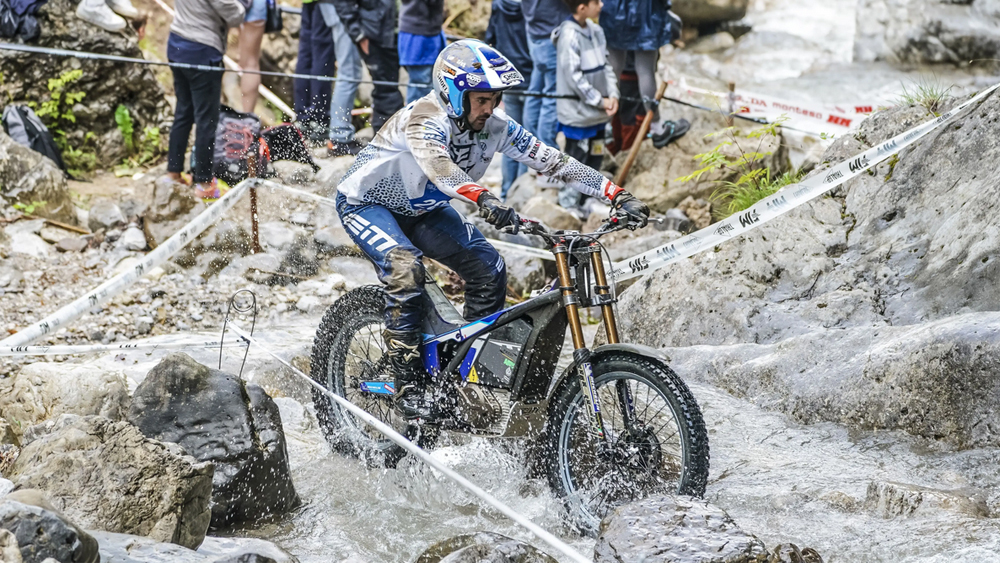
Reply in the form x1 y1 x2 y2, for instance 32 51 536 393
385 247 425 294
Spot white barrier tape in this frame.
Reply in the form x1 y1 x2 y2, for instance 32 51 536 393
259 180 557 261
225 322 590 563
0 338 247 357
676 78 875 129
610 82 1000 282
0 181 251 347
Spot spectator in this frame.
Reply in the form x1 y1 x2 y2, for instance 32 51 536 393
165 0 245 199
486 0 533 199
238 0 267 113
601 0 689 148
522 0 571 153
330 0 405 135
398 0 446 104
294 0 337 142
552 0 617 210
317 2 364 156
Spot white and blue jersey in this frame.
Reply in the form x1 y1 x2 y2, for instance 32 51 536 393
335 92 622 216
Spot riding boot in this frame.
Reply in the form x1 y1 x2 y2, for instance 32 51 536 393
383 328 434 421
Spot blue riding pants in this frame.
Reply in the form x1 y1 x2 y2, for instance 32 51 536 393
337 195 508 333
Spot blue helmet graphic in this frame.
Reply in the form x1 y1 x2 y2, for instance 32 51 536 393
432 39 525 119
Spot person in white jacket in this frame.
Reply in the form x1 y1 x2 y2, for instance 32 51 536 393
334 39 650 421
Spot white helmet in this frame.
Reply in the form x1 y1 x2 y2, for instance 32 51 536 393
432 39 525 120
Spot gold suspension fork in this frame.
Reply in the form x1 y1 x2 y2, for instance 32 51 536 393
554 243 606 439
590 242 619 345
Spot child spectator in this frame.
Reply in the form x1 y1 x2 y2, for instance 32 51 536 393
165 0 245 199
522 0 571 152
330 0 405 135
552 0 618 210
601 0 689 148
294 0 337 142
485 0 533 199
398 0 446 104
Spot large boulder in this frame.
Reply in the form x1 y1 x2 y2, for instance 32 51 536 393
519 197 582 231
672 0 749 26
143 179 208 248
415 531 557 563
594 495 765 563
0 490 99 563
7 415 213 549
615 95 1000 445
0 0 170 167
0 362 130 446
854 0 1000 65
127 354 300 529
616 106 787 214
0 131 78 227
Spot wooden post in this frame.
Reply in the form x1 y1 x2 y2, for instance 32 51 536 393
248 154 261 254
613 80 669 188
726 82 736 126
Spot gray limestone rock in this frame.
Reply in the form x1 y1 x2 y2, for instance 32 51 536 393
143 179 208 249
520 197 582 231
0 528 21 563
9 415 213 550
672 0 749 25
0 490 98 563
119 226 148 251
87 199 126 233
56 236 89 253
864 481 990 519
593 496 766 563
0 132 78 227
415 532 557 563
127 354 300 529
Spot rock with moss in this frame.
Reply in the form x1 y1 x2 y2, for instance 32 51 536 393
0 131 79 227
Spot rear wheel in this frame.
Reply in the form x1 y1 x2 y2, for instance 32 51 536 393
544 353 709 535
310 285 433 466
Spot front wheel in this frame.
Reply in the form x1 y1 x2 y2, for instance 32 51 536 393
544 353 710 535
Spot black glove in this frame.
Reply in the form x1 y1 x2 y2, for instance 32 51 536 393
478 192 520 231
612 190 650 229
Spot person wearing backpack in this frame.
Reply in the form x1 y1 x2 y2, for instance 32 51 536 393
165 0 245 198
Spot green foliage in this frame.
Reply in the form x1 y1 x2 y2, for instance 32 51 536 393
896 79 953 115
12 200 47 215
710 169 802 218
676 117 793 218
115 104 135 154
30 70 96 176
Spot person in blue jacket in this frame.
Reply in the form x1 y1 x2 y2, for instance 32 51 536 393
485 0 533 199
600 0 689 148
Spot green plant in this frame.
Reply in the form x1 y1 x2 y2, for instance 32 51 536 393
29 69 97 176
12 200 47 215
896 79 953 115
115 104 135 154
676 117 793 218
114 104 164 175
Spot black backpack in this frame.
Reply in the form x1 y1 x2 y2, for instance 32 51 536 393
2 104 67 173
260 123 320 173
213 105 270 184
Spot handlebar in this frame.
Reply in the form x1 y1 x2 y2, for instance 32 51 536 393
502 212 639 239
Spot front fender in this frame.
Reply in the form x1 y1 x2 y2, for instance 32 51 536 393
548 343 672 401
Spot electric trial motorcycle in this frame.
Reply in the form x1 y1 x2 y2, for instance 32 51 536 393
310 214 710 534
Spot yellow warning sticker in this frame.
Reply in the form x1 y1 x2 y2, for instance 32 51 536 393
467 365 479 383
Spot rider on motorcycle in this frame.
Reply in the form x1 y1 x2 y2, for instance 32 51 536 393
335 39 651 421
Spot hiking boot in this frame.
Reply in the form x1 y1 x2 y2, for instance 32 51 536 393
383 329 438 422
326 139 364 157
651 119 691 149
106 0 138 19
76 0 126 31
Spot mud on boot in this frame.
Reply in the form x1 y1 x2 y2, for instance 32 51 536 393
383 329 440 423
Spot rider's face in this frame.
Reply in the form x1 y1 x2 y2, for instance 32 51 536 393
467 92 501 131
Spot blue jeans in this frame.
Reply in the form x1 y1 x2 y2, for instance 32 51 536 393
293 2 336 126
318 3 361 143
501 93 527 199
523 37 558 149
337 195 507 333
405 65 433 104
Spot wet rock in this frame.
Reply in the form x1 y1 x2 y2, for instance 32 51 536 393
0 131 78 227
0 0 170 168
864 481 989 519
8 414 213 549
617 95 1000 446
1 489 99 563
259 222 298 253
520 197 582 231
415 531 557 563
673 0 749 25
277 234 320 280
272 161 317 185
0 362 129 444
56 236 88 253
89 530 208 563
593 495 766 563
120 226 149 251
127 354 300 529
314 225 359 256
768 544 824 563
196 536 296 563
294 295 322 314
143 179 208 249
87 199 126 232
854 0 1000 64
